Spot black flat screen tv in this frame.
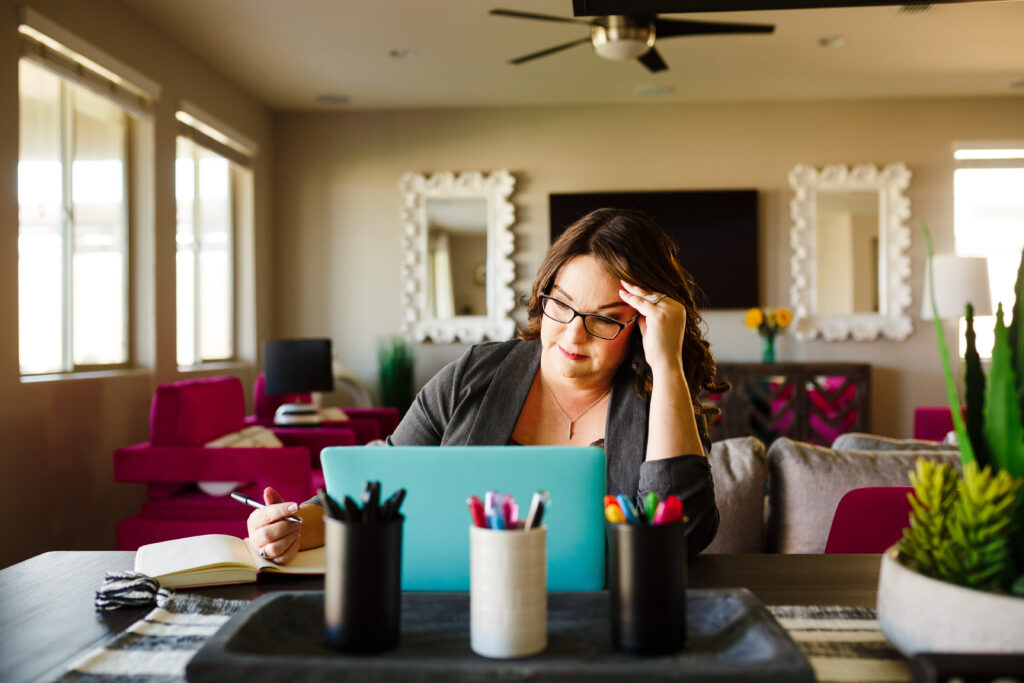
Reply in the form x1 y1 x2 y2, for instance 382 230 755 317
549 190 759 310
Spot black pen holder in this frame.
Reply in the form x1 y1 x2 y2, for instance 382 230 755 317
606 520 687 655
324 515 403 653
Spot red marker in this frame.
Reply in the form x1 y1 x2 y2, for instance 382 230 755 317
467 495 487 528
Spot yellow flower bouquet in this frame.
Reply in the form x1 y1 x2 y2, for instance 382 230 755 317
745 307 793 362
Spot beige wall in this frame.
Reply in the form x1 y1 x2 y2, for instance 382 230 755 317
0 0 273 568
273 97 1024 440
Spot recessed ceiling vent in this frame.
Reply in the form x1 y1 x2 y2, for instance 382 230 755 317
898 3 932 14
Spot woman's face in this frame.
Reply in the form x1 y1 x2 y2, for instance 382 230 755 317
540 254 637 385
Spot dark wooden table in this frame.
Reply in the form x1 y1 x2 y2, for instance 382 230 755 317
0 551 881 683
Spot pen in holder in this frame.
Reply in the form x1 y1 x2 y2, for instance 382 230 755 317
606 519 687 655
322 485 404 653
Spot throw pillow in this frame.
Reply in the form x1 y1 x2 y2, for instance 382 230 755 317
767 437 960 553
831 432 960 453
199 426 284 495
704 436 768 554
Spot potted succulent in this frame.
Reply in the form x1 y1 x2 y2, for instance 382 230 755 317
875 227 1024 654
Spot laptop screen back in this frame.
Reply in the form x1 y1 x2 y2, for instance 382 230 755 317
321 445 606 591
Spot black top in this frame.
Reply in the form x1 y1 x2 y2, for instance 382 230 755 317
388 339 719 553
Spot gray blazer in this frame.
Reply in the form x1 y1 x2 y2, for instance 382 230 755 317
389 339 719 553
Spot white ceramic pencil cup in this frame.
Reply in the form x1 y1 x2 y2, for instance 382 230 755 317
469 524 547 658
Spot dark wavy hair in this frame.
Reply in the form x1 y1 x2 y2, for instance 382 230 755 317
518 208 726 413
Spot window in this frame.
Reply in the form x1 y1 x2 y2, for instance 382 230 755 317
174 105 256 367
953 143 1024 357
18 59 129 374
17 8 158 376
175 138 233 366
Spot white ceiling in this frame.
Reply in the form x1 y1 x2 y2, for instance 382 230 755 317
117 0 1024 110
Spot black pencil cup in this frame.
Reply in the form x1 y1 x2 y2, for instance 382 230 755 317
606 520 687 655
324 515 403 653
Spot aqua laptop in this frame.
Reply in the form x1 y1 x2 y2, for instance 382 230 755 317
320 445 606 591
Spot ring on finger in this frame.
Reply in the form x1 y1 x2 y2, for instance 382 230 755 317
645 293 666 304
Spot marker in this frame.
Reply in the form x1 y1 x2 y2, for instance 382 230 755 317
230 492 302 524
643 492 660 524
605 503 626 524
525 490 550 530
467 495 487 528
616 493 642 524
380 487 406 520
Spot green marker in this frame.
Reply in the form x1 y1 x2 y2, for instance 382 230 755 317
643 491 660 524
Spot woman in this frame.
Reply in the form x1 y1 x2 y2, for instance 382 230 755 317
248 208 722 564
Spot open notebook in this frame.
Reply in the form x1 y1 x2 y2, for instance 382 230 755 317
321 445 606 591
134 534 325 589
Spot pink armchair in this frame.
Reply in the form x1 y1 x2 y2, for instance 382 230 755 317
113 375 357 550
247 372 400 442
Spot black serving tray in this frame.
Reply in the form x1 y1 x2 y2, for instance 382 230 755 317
186 589 813 682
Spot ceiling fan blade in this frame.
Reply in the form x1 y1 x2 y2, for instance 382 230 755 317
638 47 668 72
574 0 992 14
509 37 592 65
654 17 774 37
490 9 590 24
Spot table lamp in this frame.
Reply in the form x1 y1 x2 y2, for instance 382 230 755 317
264 338 335 426
921 255 992 320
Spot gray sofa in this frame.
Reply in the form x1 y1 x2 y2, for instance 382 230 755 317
704 433 961 554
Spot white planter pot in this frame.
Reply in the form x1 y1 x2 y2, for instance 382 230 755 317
876 545 1024 655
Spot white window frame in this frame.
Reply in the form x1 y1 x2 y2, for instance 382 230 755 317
175 103 257 369
952 141 1024 358
17 9 158 377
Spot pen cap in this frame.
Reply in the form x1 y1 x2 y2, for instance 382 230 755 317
324 515 403 653
606 520 687 655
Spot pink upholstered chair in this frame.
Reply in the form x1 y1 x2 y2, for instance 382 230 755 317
114 375 358 550
824 486 915 554
913 406 956 442
247 372 400 443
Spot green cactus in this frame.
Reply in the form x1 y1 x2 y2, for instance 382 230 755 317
921 222 1024 584
377 336 415 417
941 462 1021 590
899 460 959 577
963 305 989 469
900 461 1021 592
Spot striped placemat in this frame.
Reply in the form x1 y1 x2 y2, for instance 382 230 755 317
59 598 908 681
769 605 910 683
58 594 248 681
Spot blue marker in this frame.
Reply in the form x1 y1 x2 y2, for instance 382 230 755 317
616 494 642 524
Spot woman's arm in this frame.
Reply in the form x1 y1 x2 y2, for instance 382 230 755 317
618 281 705 461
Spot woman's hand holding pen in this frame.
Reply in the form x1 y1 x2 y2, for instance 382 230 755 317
246 486 303 565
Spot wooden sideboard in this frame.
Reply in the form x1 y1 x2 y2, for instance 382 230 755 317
706 362 871 447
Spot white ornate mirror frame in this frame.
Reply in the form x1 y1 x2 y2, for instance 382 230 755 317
399 170 516 343
789 163 913 342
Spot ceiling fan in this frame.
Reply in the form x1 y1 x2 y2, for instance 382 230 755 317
571 0 993 12
490 9 774 72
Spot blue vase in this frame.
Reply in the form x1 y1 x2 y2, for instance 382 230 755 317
761 335 776 363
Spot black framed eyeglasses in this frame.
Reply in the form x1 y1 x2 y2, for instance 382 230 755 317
539 294 639 340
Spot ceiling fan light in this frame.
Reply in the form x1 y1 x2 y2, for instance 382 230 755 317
591 18 654 61
594 39 649 61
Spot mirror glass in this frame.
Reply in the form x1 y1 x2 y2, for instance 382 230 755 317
399 170 516 344
426 198 488 319
815 191 880 315
789 163 913 342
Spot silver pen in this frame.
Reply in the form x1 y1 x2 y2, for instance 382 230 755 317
230 492 302 524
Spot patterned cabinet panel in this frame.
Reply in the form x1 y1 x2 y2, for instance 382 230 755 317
706 363 871 447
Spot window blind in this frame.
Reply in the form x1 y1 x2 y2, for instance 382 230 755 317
176 102 258 169
18 6 160 119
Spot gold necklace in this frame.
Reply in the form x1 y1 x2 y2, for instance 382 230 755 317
541 379 611 440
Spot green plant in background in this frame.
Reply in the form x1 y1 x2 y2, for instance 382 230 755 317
909 223 1024 594
378 336 415 417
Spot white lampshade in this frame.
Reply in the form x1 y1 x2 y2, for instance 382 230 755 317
921 254 993 320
